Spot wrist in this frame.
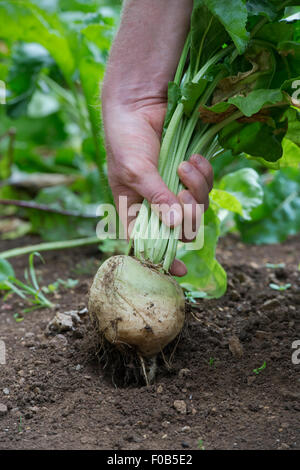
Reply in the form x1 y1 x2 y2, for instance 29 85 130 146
102 79 166 115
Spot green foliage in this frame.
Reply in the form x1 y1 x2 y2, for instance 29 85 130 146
197 439 205 450
178 207 227 299
266 262 285 268
253 361 267 375
184 290 208 303
228 89 284 118
0 2 76 80
0 258 15 289
219 117 288 162
1 251 80 314
214 168 264 220
269 282 291 291
42 277 78 294
6 42 54 118
0 0 118 207
2 252 54 310
29 186 99 241
202 0 250 54
133 0 300 287
238 168 300 244
1 0 300 301
246 0 277 21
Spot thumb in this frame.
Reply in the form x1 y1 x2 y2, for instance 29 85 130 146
131 168 182 228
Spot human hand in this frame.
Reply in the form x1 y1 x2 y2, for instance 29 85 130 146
102 99 214 277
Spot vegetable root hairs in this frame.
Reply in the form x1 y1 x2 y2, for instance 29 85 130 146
83 307 191 387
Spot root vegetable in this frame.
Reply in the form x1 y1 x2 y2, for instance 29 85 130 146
88 255 185 357
89 1 299 366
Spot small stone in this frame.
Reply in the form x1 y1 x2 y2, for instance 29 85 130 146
11 408 21 417
235 272 247 283
46 313 73 334
81 436 92 445
65 311 81 325
25 332 35 339
3 388 9 395
157 385 163 394
228 335 244 358
75 364 82 371
162 421 170 428
255 330 271 341
181 442 190 448
279 443 290 450
247 376 256 385
49 334 68 347
280 390 300 401
0 403 8 416
281 422 290 429
78 307 88 316
261 299 280 311
230 290 241 301
178 369 191 379
173 400 187 414
248 404 259 412
28 406 39 414
181 426 191 432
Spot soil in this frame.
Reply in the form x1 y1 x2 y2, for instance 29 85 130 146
0 234 299 450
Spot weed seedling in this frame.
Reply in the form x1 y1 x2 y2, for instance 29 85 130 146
266 263 285 269
208 357 216 367
269 283 291 292
185 290 206 304
198 439 205 450
253 361 267 375
4 252 54 311
13 312 24 323
42 277 78 294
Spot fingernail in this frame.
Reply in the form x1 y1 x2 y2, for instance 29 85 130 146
179 162 192 174
191 154 204 166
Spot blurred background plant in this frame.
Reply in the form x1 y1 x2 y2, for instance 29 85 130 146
0 0 122 243
0 0 299 299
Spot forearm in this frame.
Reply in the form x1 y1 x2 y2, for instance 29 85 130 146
102 0 193 107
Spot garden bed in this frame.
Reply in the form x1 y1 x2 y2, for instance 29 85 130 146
0 234 299 450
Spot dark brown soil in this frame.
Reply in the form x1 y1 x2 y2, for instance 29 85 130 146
0 234 299 450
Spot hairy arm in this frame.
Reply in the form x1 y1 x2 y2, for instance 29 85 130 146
102 0 193 108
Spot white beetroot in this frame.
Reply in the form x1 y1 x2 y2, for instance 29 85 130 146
88 255 185 358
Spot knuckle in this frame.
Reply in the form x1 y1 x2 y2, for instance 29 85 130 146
150 190 171 206
190 154 214 191
121 162 141 186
